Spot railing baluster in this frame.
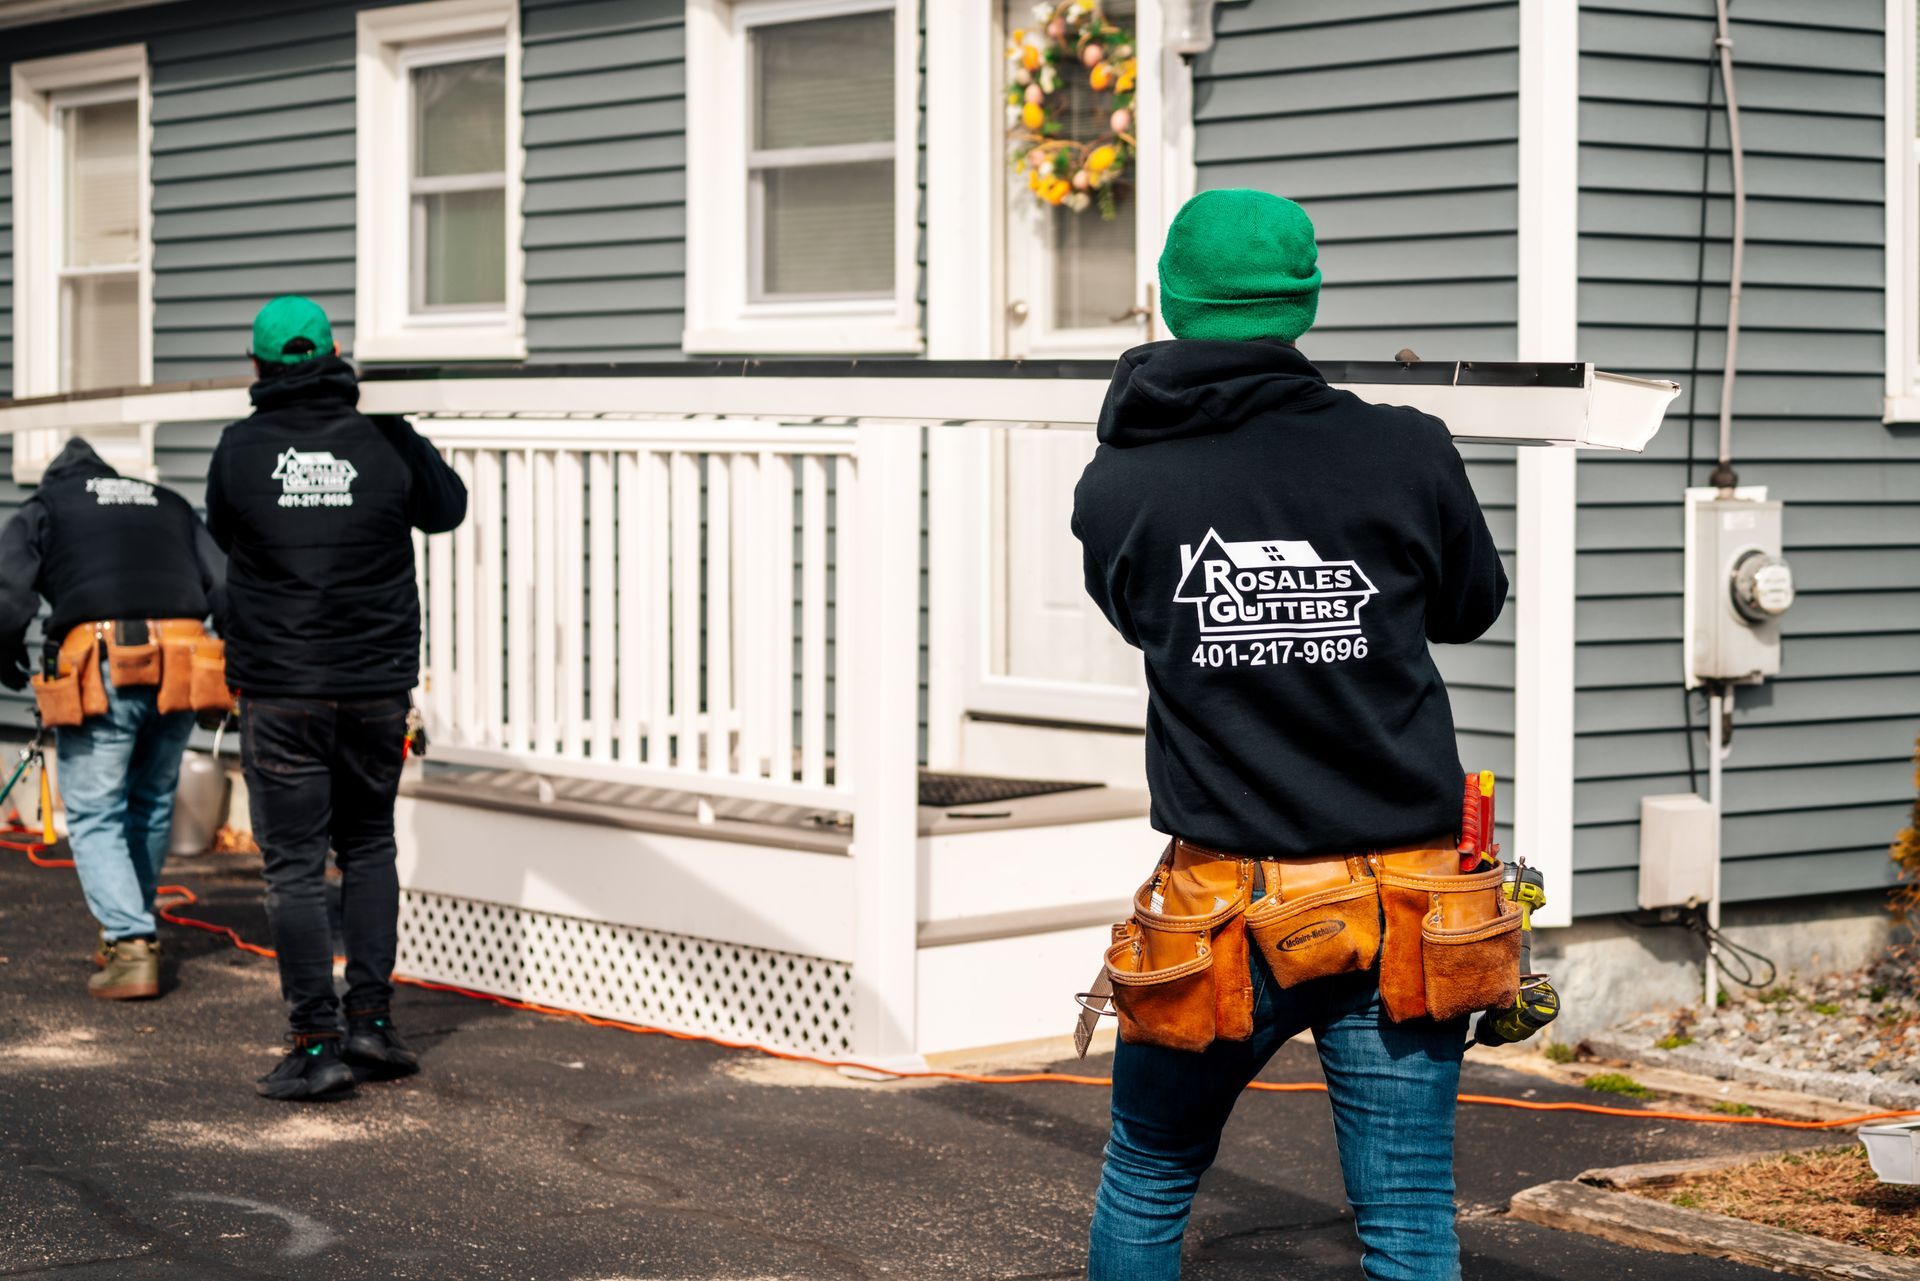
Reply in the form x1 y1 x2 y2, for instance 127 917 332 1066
769 451 796 784
832 453 857 794
587 451 615 761
672 451 701 772
616 451 643 764
646 450 671 768
533 449 558 756
705 450 733 777
800 454 828 788
558 449 586 758
476 449 504 750
452 450 478 744
505 449 533 753
735 451 765 778
428 526 453 737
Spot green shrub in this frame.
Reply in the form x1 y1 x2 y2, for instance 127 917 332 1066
1810 1001 1841 1016
1756 987 1794 1005
1710 1100 1756 1116
1655 1033 1694 1049
1584 1072 1655 1100
1543 1041 1576 1064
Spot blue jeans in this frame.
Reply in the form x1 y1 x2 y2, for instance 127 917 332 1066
1088 954 1467 1281
55 670 197 941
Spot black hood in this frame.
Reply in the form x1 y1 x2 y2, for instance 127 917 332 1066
39 436 117 486
250 354 361 412
1097 338 1336 448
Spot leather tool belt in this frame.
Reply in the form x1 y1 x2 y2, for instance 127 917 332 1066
1084 837 1522 1054
30 619 235 728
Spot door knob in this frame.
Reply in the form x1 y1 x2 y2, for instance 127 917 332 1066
1008 299 1030 323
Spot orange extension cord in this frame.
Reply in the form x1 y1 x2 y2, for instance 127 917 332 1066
7 832 1918 1133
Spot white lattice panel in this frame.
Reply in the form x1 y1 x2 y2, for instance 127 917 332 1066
396 890 853 1055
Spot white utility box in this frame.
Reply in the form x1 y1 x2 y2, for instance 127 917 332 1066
1685 490 1793 687
1639 793 1719 910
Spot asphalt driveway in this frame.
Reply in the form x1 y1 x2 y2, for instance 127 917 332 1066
0 846 1830 1280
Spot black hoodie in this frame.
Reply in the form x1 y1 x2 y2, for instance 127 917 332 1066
0 437 223 651
1071 340 1508 857
205 356 467 697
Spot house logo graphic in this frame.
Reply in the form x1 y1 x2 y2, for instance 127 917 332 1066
1173 528 1379 642
272 448 357 493
271 448 358 508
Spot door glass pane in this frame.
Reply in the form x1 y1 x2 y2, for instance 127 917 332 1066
62 274 140 392
418 188 507 307
760 161 894 297
755 12 894 150
1052 205 1136 330
63 97 139 268
414 57 506 177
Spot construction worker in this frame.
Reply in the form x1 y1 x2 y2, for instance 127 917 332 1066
1072 190 1509 1280
205 297 466 1102
0 437 225 1001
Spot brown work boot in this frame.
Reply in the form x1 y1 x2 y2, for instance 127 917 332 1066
89 938 160 1000
93 931 160 970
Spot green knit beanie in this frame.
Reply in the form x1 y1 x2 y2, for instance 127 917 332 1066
1158 189 1321 343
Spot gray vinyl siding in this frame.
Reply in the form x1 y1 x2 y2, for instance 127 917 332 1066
1573 1 1904 913
1194 0 1521 843
521 0 686 361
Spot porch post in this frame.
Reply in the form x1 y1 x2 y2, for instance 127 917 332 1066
850 421 925 1062
1514 0 1580 926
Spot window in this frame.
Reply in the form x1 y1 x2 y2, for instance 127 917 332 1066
9 44 154 482
685 0 920 354
357 0 524 362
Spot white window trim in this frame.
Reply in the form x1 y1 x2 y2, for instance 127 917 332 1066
355 0 526 363
683 0 922 355
8 43 155 484
1886 0 1920 420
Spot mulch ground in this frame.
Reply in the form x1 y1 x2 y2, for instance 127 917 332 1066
1636 1146 1920 1257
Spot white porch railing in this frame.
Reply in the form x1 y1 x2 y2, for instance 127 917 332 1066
411 419 860 813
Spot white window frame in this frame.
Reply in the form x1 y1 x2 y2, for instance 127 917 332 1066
8 43 155 483
683 0 922 355
356 0 525 363
1886 0 1920 420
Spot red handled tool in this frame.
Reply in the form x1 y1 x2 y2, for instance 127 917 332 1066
1458 769 1499 873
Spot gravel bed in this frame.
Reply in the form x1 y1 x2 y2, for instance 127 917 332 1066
1613 952 1920 1087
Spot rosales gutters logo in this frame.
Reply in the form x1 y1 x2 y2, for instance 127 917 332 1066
1173 528 1379 668
271 448 357 508
85 477 157 507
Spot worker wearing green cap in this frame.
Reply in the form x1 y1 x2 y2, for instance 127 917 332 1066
206 296 467 1102
1073 190 1509 1280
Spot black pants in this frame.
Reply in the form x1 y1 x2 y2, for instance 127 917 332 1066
242 693 409 1035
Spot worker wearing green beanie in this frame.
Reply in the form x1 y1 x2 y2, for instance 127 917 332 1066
1158 188 1321 344
1075 187 1510 1279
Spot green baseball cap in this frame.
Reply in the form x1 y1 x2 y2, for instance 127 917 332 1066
250 295 334 365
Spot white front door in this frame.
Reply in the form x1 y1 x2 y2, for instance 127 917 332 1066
969 0 1163 726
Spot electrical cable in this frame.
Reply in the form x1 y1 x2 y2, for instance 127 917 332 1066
1624 907 1779 991
5 833 1905 1132
1679 33 1719 798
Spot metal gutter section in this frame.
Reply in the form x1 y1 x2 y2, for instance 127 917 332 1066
0 362 1676 452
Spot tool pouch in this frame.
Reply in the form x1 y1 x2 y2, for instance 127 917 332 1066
1375 858 1520 1023
1245 854 1382 989
157 639 195 714
33 626 106 727
30 669 84 728
106 623 162 688
189 638 235 714
1103 844 1253 1053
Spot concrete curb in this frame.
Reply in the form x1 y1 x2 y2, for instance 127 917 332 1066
1586 1034 1920 1112
1509 1180 1920 1281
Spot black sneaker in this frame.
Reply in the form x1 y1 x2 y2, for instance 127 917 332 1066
343 1011 420 1079
256 1033 358 1101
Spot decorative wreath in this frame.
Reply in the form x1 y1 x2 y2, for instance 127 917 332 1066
1006 1 1138 217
